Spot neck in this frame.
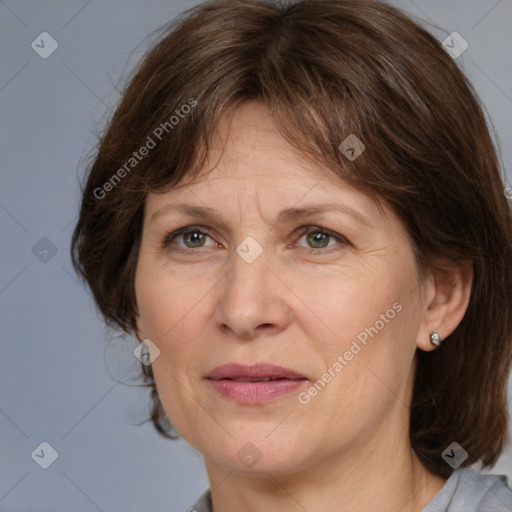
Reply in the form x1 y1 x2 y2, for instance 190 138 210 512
203 421 446 512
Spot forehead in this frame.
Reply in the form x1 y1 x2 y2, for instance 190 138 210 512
144 101 391 230
150 103 355 196
190 101 326 183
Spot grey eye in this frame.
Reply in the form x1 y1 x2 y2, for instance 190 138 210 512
182 231 207 248
305 231 331 248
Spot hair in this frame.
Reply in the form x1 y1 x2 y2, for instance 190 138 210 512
71 0 512 479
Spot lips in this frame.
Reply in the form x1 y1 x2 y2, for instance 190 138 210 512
205 363 307 381
205 363 308 404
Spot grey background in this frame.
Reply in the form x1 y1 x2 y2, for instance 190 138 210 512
1 1 511 511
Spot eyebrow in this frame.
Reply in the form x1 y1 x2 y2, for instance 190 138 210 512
150 202 373 229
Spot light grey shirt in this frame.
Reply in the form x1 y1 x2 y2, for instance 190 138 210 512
189 467 512 511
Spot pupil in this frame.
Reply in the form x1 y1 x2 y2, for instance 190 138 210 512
186 232 204 247
308 231 328 248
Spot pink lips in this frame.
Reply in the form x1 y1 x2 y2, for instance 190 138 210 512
205 363 308 404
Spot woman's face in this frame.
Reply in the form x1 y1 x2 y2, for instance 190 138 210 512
134 101 433 476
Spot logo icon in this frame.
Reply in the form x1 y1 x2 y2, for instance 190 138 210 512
133 338 161 365
31 441 59 469
31 32 59 59
237 442 263 468
338 134 365 161
442 32 468 59
32 237 58 263
236 236 263 264
442 441 468 469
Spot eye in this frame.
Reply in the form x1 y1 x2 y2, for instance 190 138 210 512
293 226 348 252
162 226 219 251
162 225 349 253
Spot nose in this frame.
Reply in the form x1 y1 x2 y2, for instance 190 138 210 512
214 246 292 340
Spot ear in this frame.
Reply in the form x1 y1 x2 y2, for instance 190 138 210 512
416 258 473 352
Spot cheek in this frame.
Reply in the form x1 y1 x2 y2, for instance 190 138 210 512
135 270 188 382
289 269 398 355
136 263 204 339
302 273 418 399
135 267 218 383
300 307 417 448
135 269 210 438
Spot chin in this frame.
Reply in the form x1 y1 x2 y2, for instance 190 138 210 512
200 431 312 475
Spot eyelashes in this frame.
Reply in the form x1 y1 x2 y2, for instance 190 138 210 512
162 226 217 251
161 225 349 255
293 226 348 252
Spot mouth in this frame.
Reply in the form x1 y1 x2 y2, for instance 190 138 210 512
224 377 288 382
205 363 308 403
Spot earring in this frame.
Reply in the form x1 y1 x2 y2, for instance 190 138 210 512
430 331 442 347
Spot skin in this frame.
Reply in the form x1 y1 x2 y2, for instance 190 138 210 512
134 101 473 512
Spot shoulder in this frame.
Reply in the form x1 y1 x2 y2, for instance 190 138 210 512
474 468 512 512
188 488 212 512
423 466 512 512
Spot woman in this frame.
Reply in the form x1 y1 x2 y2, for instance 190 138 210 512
71 0 512 510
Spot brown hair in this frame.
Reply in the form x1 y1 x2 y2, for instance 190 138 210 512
71 0 512 478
